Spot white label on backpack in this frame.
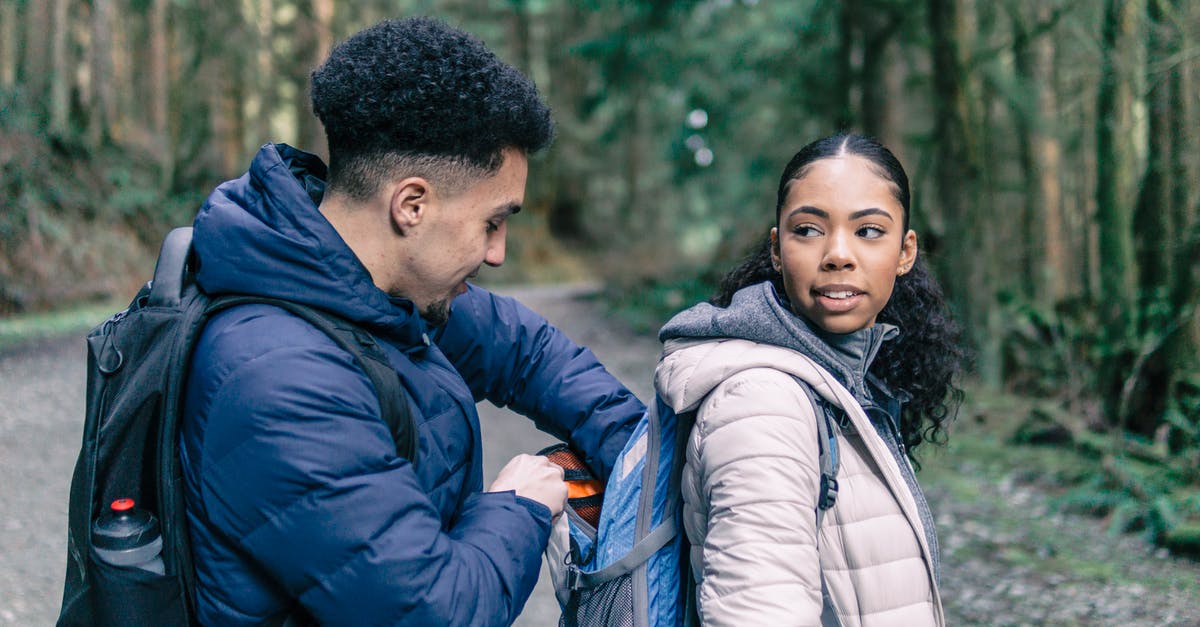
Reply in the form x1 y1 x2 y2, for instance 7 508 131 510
620 432 648 480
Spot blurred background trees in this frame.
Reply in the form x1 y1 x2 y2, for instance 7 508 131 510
1 0 1197 551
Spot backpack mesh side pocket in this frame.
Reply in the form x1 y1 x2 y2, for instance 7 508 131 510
560 572 633 627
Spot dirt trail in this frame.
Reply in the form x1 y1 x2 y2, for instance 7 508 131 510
1 284 1197 626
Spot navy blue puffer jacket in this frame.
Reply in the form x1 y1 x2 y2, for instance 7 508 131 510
180 144 643 625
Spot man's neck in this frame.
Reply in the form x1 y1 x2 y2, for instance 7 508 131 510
318 193 395 293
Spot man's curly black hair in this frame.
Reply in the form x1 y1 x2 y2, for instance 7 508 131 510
310 17 554 199
714 134 966 466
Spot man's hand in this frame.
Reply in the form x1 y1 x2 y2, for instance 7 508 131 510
487 454 567 518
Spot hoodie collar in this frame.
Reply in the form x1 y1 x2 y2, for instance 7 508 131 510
659 281 897 398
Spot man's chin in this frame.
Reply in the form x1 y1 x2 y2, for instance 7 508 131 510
421 299 452 327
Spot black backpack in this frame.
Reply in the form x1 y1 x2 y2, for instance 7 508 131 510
57 227 418 626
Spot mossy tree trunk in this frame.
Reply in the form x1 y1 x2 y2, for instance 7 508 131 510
928 0 999 386
1095 0 1143 342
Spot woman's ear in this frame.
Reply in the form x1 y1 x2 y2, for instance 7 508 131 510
898 229 918 275
388 177 430 235
770 227 782 271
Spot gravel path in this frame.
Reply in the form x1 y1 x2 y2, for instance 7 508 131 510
1 284 1197 626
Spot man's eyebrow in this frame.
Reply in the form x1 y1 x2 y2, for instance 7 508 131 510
786 206 828 220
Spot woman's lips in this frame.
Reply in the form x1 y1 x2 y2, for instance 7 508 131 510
813 287 864 312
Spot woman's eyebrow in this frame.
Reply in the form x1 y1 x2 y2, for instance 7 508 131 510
786 206 896 222
849 208 894 222
786 206 828 219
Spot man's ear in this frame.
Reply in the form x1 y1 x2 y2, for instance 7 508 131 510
388 177 431 235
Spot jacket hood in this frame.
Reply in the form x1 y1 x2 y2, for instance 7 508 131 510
657 281 897 412
193 143 429 348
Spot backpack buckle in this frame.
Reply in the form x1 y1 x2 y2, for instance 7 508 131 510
819 474 838 510
565 564 583 591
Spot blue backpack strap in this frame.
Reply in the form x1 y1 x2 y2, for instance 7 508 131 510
793 377 842 627
790 378 839 524
567 520 677 590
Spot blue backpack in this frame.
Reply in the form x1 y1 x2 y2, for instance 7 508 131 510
545 382 841 627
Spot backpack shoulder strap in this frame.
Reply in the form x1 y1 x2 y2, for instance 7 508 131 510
791 377 840 526
790 376 843 627
206 295 419 467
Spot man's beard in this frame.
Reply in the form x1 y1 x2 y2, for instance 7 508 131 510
421 298 452 327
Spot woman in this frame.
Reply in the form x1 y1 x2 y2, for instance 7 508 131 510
656 133 965 625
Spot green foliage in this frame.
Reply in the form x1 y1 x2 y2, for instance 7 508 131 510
604 273 720 335
943 384 1200 558
0 117 204 314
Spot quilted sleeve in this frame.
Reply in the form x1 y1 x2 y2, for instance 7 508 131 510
691 368 825 626
433 284 643 480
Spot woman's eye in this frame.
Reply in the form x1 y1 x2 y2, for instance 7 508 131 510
793 225 822 237
858 225 885 239
486 221 500 233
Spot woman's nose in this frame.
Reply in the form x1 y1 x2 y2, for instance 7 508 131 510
821 231 855 270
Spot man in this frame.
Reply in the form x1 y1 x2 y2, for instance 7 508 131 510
180 18 643 625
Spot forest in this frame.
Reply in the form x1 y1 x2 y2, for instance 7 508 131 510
1 0 1197 553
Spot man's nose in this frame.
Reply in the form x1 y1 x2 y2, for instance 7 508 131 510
484 223 506 267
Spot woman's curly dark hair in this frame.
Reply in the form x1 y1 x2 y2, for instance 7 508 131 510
310 17 554 199
715 134 966 462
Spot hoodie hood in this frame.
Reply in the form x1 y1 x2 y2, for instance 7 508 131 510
658 281 896 401
193 143 429 348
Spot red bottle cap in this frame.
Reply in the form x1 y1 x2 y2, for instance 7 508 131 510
111 498 136 512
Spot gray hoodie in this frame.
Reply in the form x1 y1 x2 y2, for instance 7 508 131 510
659 280 940 578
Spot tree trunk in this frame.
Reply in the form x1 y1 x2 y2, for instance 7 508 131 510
1135 0 1174 312
1169 0 1197 312
545 2 590 242
860 5 903 139
109 0 131 142
297 0 333 158
22 0 50 124
1034 13 1067 304
928 0 995 385
256 0 274 141
877 43 909 166
1095 0 1143 339
49 0 72 137
1166 0 1200 382
0 1 18 90
150 0 172 188
1012 2 1067 305
89 0 117 147
835 0 858 129
509 0 532 76
526 0 551 102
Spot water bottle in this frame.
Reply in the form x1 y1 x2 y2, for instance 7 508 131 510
92 498 165 575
